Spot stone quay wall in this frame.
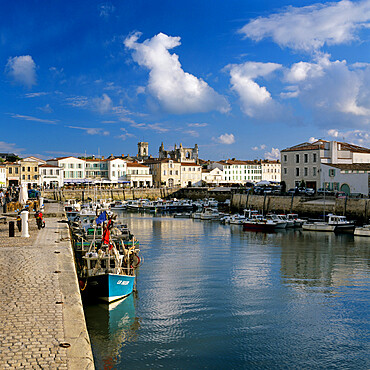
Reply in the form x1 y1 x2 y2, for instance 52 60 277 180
231 193 370 223
42 188 179 202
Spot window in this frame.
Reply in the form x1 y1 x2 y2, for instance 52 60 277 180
296 168 300 176
176 170 179 175
9 168 12 174
313 153 317 162
304 167 308 176
77 164 82 169
170 170 173 175
304 154 308 163
329 169 336 177
15 168 18 174
22 175 25 180
164 170 167 176
283 155 287 162
27 167 30 172
295 154 300 163
283 168 287 175
69 164 74 169
27 175 30 180
22 167 25 172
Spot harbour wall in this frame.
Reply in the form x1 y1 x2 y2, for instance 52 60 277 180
231 193 370 223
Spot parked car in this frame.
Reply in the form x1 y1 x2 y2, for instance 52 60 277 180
287 188 298 195
305 188 315 196
335 191 347 198
317 188 335 196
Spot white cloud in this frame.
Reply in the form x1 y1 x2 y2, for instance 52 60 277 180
65 96 89 107
124 32 230 114
213 133 235 145
264 148 280 160
252 144 267 151
0 141 24 154
226 61 283 118
130 121 169 133
93 93 113 113
327 128 370 146
6 55 37 88
308 137 318 143
67 126 109 136
239 0 370 52
10 114 57 124
24 92 48 98
187 122 208 127
183 130 199 137
117 128 135 140
285 55 370 125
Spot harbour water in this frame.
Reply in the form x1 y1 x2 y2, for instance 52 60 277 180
84 212 370 369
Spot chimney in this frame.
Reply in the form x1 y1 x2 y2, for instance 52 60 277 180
101 156 105 160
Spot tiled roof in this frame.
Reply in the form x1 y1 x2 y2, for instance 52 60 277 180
281 141 325 152
126 162 149 168
39 164 60 168
180 162 200 166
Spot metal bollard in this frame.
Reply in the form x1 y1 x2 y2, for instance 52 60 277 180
9 221 15 237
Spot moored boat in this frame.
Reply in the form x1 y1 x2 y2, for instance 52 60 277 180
354 224 370 237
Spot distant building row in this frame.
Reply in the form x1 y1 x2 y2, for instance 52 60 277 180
0 142 280 189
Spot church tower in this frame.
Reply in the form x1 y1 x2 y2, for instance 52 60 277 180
137 142 149 159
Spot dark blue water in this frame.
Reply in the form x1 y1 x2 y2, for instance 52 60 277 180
84 213 370 369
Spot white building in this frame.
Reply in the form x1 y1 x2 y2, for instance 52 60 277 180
261 160 281 182
180 162 202 187
39 164 64 189
126 162 152 187
210 160 262 184
47 157 85 184
201 168 223 186
107 158 128 186
321 163 370 196
281 140 370 193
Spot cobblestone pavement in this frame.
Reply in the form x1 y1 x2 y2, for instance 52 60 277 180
0 204 94 369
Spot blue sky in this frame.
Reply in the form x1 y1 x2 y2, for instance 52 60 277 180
1 0 369 160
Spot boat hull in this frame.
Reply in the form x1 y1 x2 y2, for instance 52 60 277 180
354 227 370 236
302 223 335 232
243 222 275 232
84 273 135 303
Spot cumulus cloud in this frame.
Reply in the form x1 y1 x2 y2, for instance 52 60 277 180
264 148 280 160
226 61 284 119
284 54 370 125
308 137 318 143
6 55 37 88
93 93 113 113
213 133 235 144
239 0 370 52
124 32 230 114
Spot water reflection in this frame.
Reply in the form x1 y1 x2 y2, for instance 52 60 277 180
84 293 140 369
85 212 370 369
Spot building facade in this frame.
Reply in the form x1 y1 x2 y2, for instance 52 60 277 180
20 157 46 189
0 165 6 187
180 162 202 187
202 167 223 186
145 159 181 188
39 164 64 189
126 162 152 187
210 160 262 184
281 140 370 192
261 160 281 182
5 162 21 186
47 157 86 184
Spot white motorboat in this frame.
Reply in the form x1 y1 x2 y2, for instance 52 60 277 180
229 214 246 225
303 214 355 233
354 225 370 237
200 207 220 220
265 214 287 229
287 214 304 228
276 214 294 228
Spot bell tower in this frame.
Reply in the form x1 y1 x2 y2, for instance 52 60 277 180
137 142 149 159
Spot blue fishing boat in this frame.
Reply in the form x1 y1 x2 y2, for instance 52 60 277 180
81 246 137 303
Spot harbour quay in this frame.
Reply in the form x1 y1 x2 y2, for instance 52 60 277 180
0 202 94 369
